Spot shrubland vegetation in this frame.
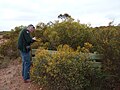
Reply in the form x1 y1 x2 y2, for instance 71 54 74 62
0 13 120 89
31 45 104 90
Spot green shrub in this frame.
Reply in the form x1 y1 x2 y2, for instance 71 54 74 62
91 26 120 89
31 45 103 90
0 38 19 59
0 26 23 59
31 38 44 49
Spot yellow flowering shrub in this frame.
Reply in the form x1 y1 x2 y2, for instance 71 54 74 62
31 45 103 90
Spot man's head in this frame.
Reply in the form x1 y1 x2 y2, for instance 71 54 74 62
27 24 35 32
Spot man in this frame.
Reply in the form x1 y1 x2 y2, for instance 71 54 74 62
18 24 36 83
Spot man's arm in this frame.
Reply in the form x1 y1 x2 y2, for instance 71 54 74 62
23 30 35 45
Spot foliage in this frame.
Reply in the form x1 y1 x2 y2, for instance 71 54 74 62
0 26 24 58
31 45 103 90
0 14 120 89
43 20 91 50
31 38 44 49
90 26 120 88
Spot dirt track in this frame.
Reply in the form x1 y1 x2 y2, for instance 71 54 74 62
0 59 42 90
0 35 42 90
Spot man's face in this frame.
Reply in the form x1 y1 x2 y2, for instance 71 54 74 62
30 26 35 32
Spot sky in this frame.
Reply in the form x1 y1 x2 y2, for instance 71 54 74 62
0 0 120 31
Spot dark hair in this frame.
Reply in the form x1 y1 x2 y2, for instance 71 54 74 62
27 24 35 28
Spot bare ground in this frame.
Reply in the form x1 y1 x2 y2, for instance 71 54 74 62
0 35 43 90
0 59 42 90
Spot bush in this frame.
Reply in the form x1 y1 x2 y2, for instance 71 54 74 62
91 26 120 89
31 45 103 90
0 38 19 59
0 26 21 59
31 38 44 49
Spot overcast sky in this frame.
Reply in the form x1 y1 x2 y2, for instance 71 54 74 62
0 0 120 31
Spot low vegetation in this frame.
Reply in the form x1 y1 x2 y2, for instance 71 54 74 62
0 14 120 89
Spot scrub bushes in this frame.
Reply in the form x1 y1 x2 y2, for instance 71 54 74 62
31 45 103 90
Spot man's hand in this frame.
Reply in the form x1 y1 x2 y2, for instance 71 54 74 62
32 37 36 40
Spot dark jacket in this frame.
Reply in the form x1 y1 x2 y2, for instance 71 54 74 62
18 28 35 52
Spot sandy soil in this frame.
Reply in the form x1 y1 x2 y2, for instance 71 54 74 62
0 36 43 90
0 59 42 90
